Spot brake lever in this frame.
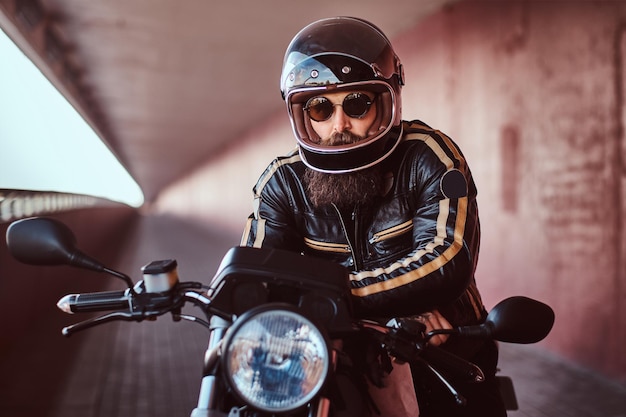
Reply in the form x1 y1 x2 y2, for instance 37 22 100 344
419 345 485 383
423 361 467 406
62 311 136 336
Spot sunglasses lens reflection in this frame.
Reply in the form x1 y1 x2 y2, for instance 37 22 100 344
305 93 372 122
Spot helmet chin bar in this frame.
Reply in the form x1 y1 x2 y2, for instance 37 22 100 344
298 124 404 174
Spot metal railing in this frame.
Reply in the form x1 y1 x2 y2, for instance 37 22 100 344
0 190 107 223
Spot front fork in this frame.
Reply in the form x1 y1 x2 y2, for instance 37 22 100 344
308 345 339 417
191 316 230 417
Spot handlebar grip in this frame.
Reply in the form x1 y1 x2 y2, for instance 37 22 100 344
57 290 131 314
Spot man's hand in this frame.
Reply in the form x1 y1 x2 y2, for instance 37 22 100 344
416 309 452 346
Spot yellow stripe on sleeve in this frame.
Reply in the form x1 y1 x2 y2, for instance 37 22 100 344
350 197 467 297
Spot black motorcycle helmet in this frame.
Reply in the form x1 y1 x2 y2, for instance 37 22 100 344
280 16 405 173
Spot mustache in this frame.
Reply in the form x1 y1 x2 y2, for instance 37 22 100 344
321 131 363 146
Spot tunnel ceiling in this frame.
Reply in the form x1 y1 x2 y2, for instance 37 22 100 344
0 0 453 202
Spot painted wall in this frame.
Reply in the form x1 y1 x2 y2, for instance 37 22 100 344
154 0 626 382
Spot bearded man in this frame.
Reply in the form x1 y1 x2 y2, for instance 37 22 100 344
241 16 507 417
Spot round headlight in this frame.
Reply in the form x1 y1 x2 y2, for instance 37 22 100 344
222 306 330 413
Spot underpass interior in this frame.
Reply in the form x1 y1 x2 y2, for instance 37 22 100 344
2 1 626 416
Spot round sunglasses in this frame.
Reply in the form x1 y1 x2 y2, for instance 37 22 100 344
304 92 374 122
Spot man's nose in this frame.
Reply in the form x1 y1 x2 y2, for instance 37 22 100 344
331 105 352 132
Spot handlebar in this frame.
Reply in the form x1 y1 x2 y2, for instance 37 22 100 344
56 281 217 336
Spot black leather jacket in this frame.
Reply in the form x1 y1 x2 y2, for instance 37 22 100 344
242 120 486 328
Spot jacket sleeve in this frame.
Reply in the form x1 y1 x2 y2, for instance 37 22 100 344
348 125 482 318
240 153 306 253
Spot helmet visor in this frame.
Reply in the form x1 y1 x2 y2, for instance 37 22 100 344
286 81 400 173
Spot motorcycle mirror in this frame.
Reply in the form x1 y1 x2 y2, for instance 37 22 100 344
6 217 105 273
485 296 555 343
455 296 554 344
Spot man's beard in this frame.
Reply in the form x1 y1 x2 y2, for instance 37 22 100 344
303 131 384 210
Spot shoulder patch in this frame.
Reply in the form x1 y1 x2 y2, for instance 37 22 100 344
440 169 468 199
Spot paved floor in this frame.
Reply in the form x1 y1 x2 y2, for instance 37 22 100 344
499 343 626 417
3 214 625 417
48 323 626 417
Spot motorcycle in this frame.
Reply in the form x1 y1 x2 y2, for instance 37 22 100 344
6 217 555 417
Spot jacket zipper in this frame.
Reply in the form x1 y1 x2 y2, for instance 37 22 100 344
351 206 363 270
332 203 359 270
303 237 351 253
369 219 413 244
